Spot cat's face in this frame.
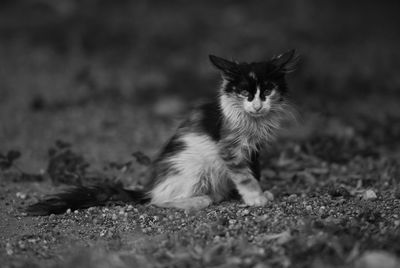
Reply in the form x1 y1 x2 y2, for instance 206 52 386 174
210 50 297 117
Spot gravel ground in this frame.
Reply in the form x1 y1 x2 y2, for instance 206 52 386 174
2 105 400 267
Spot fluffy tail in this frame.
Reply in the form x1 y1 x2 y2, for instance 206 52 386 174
26 183 150 216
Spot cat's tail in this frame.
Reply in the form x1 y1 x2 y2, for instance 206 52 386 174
25 183 150 216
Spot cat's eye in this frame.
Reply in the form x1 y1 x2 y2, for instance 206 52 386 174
263 82 277 95
264 89 272 95
239 90 249 97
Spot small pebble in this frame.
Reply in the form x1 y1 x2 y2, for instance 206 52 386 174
263 190 274 201
229 219 237 225
355 251 400 268
66 209 71 214
253 262 271 268
143 227 152 233
18 240 26 249
319 206 326 214
242 209 250 216
288 194 297 202
363 190 377 200
256 215 268 222
306 205 312 211
16 192 27 200
5 243 13 255
27 238 38 244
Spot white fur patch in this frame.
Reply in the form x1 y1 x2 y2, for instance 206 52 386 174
219 89 293 148
150 133 229 205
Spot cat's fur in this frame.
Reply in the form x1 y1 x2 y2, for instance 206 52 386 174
26 50 298 215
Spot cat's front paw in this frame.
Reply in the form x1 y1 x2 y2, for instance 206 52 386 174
242 194 268 206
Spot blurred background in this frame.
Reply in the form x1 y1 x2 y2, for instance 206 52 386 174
0 0 399 171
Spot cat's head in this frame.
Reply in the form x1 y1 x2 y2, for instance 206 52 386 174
209 50 298 117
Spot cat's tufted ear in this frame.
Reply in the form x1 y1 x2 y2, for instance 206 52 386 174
271 49 299 73
209 55 240 79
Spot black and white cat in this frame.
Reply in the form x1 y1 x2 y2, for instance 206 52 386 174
27 50 298 215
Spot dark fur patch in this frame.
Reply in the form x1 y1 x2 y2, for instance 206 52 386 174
239 178 253 185
209 51 297 99
157 136 186 160
197 100 223 141
210 53 297 100
249 151 260 181
148 136 186 187
26 183 149 216
224 65 288 100
220 149 236 162
226 161 249 175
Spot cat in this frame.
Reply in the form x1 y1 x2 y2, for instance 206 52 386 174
26 50 298 215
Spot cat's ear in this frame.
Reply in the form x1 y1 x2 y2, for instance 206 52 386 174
271 49 299 73
209 55 240 79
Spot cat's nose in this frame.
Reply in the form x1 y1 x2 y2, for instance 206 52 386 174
253 103 262 111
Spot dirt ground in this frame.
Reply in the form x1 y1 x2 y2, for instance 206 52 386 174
1 1 400 267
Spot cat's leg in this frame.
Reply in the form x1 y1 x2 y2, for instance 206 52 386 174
230 168 268 206
221 150 268 206
155 195 213 210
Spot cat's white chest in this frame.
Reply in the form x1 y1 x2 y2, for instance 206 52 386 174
178 133 224 177
150 133 229 205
